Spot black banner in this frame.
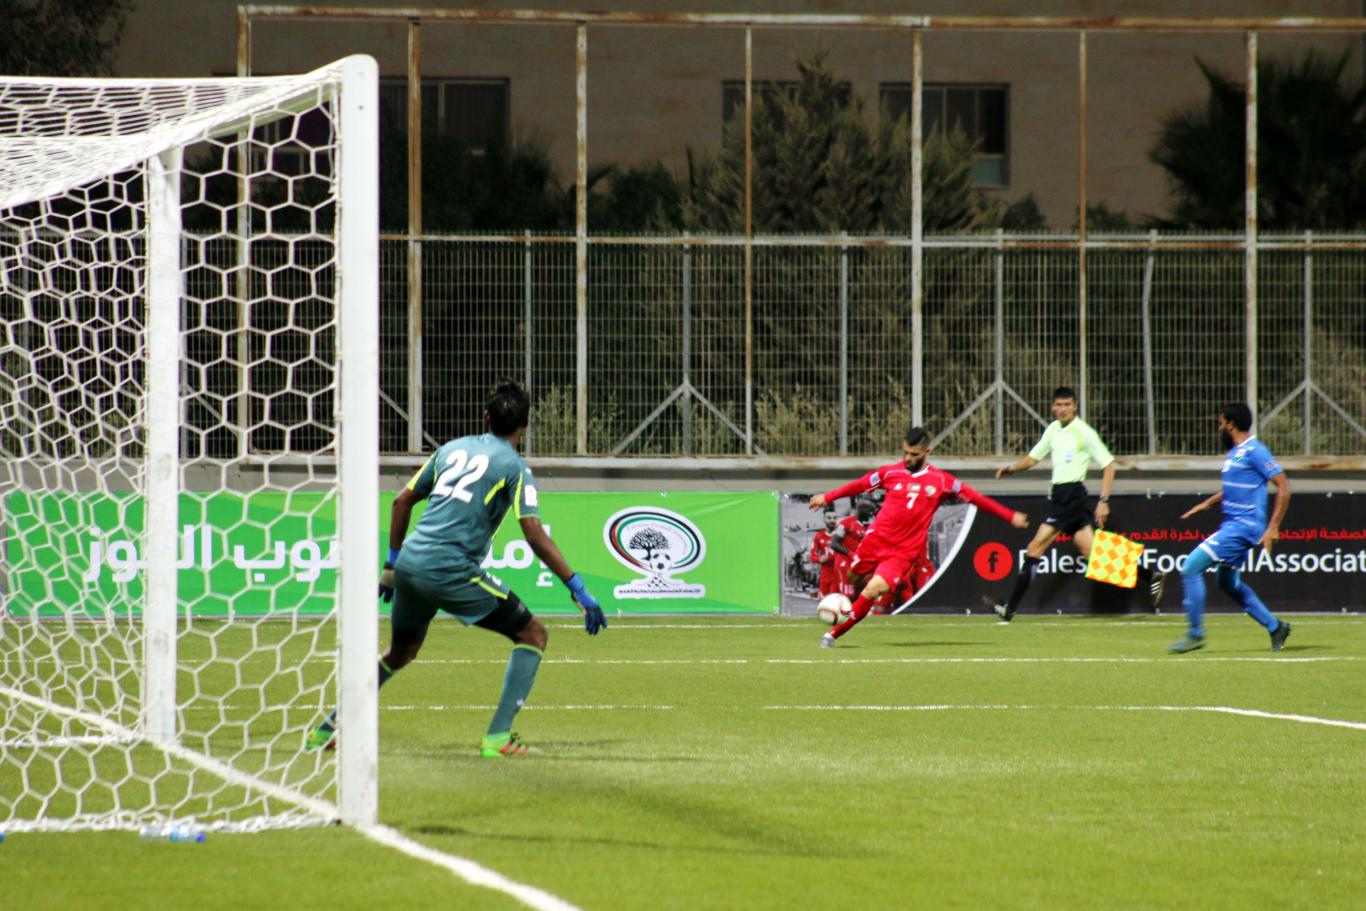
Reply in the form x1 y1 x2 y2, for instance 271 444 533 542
781 492 1366 614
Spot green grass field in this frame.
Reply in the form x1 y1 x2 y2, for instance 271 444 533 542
5 613 1365 910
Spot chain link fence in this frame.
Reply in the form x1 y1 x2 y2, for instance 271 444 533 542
373 232 1365 458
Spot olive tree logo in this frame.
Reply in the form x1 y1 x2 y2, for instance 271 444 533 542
603 507 707 599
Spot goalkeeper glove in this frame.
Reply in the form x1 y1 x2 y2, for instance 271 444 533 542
379 547 399 603
563 573 607 635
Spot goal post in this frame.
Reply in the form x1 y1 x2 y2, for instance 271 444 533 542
0 55 379 831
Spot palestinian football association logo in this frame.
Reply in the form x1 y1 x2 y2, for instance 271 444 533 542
603 507 707 599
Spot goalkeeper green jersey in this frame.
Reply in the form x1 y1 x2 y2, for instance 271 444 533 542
1028 418 1114 486
399 433 540 579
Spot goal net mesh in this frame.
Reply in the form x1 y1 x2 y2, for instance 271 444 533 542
1 61 366 832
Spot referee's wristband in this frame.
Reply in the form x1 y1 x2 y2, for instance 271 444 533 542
1097 496 1110 503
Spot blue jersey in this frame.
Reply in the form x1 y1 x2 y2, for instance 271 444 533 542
1219 436 1281 528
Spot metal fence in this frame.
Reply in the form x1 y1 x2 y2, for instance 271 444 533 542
378 231 1366 458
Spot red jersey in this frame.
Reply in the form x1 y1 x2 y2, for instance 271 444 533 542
809 529 834 566
832 515 867 559
822 462 1015 558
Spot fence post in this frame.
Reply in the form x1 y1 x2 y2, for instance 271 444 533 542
994 228 1004 455
910 29 924 427
1141 229 1157 455
682 237 693 456
839 232 849 456
1244 30 1259 420
524 229 533 455
1303 229 1312 454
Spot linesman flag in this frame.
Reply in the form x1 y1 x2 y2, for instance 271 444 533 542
1085 529 1145 589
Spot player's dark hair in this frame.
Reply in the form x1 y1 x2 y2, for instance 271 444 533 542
1220 403 1253 432
822 506 836 515
485 381 531 436
904 425 930 447
1052 386 1076 402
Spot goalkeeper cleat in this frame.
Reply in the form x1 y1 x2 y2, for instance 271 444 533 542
1148 571 1167 612
1167 632 1206 654
1269 621 1292 652
820 633 837 649
304 726 336 752
480 731 531 758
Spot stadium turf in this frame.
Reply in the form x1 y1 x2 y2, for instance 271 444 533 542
5 613 1364 910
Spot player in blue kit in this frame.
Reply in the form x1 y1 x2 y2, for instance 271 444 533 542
1167 404 1292 654
306 382 607 757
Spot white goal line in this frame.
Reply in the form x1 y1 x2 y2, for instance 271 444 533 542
0 682 580 911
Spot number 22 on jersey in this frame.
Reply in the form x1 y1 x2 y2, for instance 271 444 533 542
431 449 489 502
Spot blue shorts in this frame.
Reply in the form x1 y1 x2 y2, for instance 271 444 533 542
1197 520 1263 566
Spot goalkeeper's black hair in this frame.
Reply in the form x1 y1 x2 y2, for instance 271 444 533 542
485 381 531 436
1052 386 1077 402
904 425 930 447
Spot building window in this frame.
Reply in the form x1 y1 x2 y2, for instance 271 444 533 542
722 79 852 126
880 84 1008 187
380 77 510 153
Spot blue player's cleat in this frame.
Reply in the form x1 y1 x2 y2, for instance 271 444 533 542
1167 632 1206 654
1269 621 1292 652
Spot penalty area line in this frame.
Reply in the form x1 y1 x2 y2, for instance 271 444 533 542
763 703 1366 731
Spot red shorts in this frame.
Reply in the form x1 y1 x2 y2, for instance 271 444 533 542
849 540 917 593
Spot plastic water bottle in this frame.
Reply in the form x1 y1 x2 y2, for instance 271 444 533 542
138 824 206 843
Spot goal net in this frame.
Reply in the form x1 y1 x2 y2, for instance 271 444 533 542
0 57 379 832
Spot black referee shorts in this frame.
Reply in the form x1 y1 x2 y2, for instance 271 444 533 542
1043 482 1095 535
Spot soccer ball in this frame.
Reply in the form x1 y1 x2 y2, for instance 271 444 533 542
816 593 852 625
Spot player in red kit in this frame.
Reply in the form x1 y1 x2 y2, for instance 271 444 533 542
810 426 1029 647
808 507 840 596
830 498 875 598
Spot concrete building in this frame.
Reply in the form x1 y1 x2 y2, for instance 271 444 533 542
114 1 1366 227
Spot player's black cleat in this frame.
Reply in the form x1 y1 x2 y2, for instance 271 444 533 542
1269 621 1292 652
983 596 1015 622
1148 570 1167 612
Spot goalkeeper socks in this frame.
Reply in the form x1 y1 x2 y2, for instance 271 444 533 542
317 659 398 735
830 595 875 639
487 644 544 736
1005 556 1042 610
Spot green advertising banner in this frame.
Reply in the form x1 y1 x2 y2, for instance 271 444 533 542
483 491 779 615
3 490 778 617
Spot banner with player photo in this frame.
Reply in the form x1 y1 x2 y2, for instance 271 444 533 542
783 492 1366 614
3 489 780 617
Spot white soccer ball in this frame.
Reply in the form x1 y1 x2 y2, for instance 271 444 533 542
816 593 852 625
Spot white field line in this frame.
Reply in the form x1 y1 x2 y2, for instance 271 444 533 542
367 702 1366 732
412 655 1360 666
0 682 580 911
542 618 1362 629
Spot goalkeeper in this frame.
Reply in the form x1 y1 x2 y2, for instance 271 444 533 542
307 381 607 758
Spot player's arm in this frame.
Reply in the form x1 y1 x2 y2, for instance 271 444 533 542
811 472 877 509
956 481 1029 529
995 455 1038 479
519 516 607 634
379 456 437 602
808 538 824 564
1180 492 1223 519
1260 473 1291 554
1094 460 1116 529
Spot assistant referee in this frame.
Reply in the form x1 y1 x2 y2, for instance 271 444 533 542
990 386 1163 621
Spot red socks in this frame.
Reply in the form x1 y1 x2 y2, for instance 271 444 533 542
830 595 875 638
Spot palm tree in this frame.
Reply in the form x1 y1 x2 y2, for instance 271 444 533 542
1150 51 1366 230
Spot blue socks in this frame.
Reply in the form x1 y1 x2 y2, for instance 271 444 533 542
1217 566 1279 631
488 643 544 736
1181 546 1280 637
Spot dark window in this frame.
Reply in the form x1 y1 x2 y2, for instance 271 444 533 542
880 83 1009 187
380 77 510 153
722 79 852 125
